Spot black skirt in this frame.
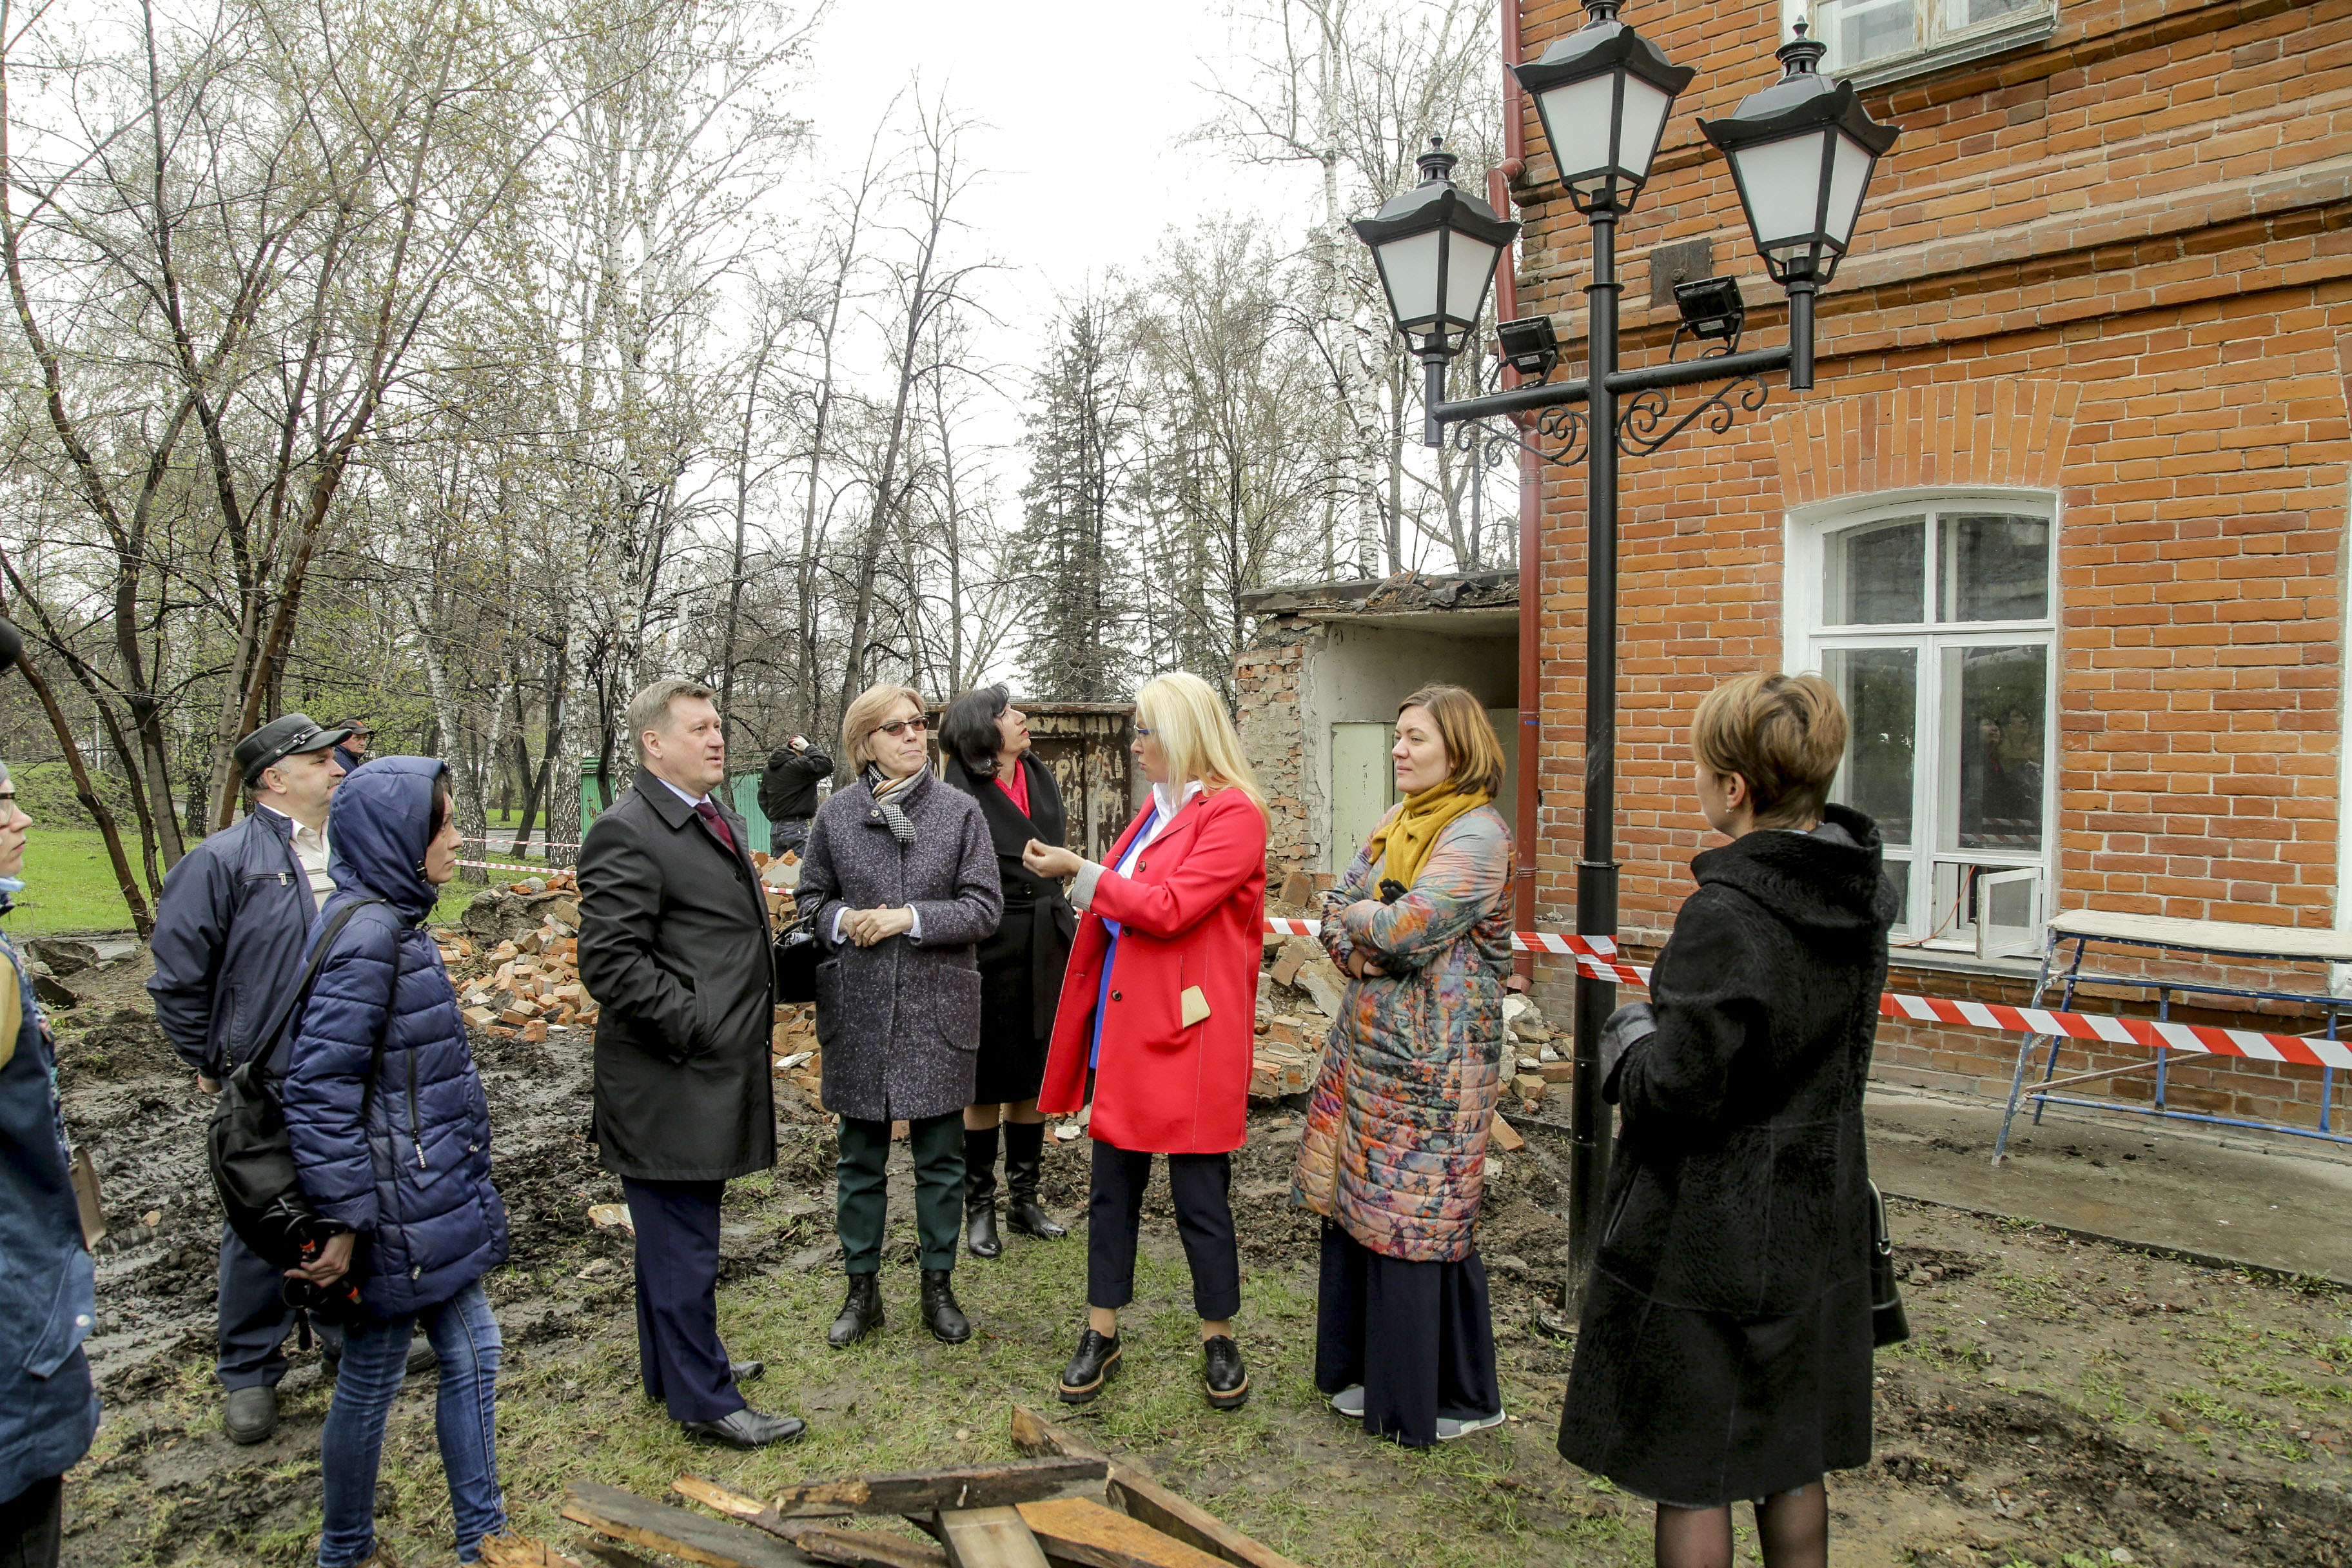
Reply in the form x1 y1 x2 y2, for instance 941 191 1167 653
1315 1223 1500 1449
972 896 1065 1104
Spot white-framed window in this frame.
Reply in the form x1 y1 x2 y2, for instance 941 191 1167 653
1786 494 2057 957
1811 0 2058 86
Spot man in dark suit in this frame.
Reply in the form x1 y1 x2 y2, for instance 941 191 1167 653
576 678 805 1449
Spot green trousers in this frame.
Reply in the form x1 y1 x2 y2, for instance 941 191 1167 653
836 1112 965 1274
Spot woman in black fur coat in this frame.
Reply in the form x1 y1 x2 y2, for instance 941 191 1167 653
1556 672 1900 1568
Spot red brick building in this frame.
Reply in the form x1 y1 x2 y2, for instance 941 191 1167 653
1504 0 2352 1121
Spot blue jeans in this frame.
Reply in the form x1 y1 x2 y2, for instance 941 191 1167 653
317 1280 505 1567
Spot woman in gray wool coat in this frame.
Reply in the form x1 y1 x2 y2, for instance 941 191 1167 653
797 682 1003 1349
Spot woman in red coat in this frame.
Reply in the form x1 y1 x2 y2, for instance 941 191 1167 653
1023 671 1268 1412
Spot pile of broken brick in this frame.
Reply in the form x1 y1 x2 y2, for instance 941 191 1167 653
1251 870 1563 1124
436 856 807 1055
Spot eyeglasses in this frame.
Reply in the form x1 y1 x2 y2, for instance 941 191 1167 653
1133 725 1154 738
872 717 929 738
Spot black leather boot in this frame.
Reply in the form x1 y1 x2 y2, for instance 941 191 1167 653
964 1124 1002 1259
1002 1120 1066 1239
827 1273 884 1349
921 1269 972 1344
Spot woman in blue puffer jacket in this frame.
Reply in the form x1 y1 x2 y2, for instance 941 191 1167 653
283 756 512 1568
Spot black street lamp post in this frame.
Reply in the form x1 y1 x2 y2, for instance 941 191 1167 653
1353 3 1899 1311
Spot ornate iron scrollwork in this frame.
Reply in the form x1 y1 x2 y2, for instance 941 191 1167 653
1451 402 1589 470
1616 371 1769 458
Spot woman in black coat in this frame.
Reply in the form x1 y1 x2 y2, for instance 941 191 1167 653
1557 672 1899 1568
938 687 1075 1259
798 683 1003 1351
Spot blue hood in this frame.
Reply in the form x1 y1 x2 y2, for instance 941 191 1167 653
324 756 447 921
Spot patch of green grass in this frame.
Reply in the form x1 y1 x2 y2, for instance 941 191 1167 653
3 823 540 936
11 825 149 934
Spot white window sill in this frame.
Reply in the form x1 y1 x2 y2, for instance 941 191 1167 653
1887 945 2044 985
1834 11 2060 91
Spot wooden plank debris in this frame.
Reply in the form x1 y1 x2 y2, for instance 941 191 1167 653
1005 1409 1310 1568
931 1507 1050 1568
765 1457 1107 1520
674 1477 948 1568
476 1534 585 1567
562 1480 814 1568
1014 1497 1231 1568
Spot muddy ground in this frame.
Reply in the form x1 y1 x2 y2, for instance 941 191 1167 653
35 938 2352 1567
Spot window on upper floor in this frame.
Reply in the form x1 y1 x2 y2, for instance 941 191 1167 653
1812 0 2058 86
1787 496 2057 959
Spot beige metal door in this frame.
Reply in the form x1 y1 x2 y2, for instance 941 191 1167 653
1329 723 1398 876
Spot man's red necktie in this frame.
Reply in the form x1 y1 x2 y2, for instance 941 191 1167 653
694 799 738 856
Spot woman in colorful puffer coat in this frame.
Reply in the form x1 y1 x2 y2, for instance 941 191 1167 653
284 756 513 1568
1293 683 1513 1448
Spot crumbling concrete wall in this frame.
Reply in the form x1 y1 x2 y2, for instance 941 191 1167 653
1235 615 1324 875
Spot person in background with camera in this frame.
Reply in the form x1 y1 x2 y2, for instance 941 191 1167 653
1293 684 1512 1447
1023 672 1266 1413
798 683 1001 1349
758 730 833 861
937 687 1073 1259
282 757 515 1568
1556 673 1898 1568
0 649 103 1568
148 712 354 1444
576 680 801 1449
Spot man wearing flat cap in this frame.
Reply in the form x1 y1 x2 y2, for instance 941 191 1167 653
148 712 350 1445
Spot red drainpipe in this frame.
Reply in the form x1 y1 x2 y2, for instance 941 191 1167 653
1493 0 1540 985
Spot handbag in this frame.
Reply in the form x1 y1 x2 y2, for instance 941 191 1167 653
772 897 824 1005
207 898 393 1322
1868 1179 1910 1347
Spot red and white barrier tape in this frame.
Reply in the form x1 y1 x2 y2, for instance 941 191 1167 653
1265 916 1622 961
1560 951 2346 1070
456 859 560 875
1271 918 2347 1070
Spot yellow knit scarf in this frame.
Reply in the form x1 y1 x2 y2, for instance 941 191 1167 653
1364 781 1491 892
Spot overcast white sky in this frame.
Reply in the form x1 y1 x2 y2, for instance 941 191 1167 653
784 0 1335 508
797 0 1326 338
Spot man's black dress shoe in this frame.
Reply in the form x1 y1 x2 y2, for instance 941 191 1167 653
680 1407 807 1449
1203 1335 1249 1410
828 1274 883 1348
1057 1329 1120 1405
921 1269 971 1344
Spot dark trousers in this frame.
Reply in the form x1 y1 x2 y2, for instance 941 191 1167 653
621 1177 742 1424
0 1476 61 1568
837 1113 964 1273
217 1222 341 1386
1315 1222 1500 1448
1086 1141 1240 1321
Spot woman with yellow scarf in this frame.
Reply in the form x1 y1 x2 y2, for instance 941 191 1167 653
1291 683 1515 1447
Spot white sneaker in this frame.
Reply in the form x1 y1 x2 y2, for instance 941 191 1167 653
1435 1409 1507 1442
1328 1384 1366 1418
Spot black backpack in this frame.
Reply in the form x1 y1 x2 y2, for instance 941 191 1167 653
206 897 396 1318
